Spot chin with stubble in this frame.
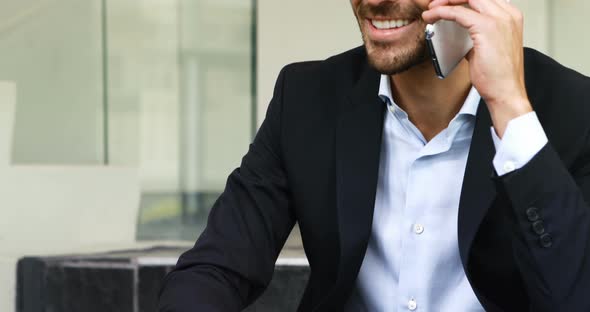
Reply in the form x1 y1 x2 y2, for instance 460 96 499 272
351 0 430 75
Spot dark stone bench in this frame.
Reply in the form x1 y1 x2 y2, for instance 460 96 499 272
17 247 309 312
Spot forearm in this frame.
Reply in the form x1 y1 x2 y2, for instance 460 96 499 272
159 265 246 312
497 143 590 311
489 112 590 310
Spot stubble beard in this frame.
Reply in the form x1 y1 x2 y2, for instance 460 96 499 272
354 1 429 75
363 28 428 75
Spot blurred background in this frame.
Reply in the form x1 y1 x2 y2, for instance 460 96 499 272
1 0 589 311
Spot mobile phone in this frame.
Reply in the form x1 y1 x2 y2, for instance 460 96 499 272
425 20 473 79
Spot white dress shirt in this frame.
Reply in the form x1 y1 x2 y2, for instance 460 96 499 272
344 75 548 311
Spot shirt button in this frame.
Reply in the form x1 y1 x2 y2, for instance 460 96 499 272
503 161 516 173
388 105 395 113
414 224 424 235
408 298 417 311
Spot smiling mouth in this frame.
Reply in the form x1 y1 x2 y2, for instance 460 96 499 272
370 19 413 30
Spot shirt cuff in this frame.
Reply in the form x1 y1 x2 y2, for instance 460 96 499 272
490 111 548 176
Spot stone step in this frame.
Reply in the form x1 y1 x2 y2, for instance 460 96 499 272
17 247 310 312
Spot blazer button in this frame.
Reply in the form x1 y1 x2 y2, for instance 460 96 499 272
532 220 545 235
526 207 540 222
540 233 553 248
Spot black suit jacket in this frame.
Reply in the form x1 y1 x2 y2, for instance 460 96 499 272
159 47 590 311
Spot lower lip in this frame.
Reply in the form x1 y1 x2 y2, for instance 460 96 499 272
365 19 415 42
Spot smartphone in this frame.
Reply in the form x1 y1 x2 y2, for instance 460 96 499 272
425 20 473 79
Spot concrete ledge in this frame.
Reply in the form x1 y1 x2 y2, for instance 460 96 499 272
17 247 310 312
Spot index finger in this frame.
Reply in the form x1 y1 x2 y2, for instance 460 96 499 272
429 0 502 17
422 4 483 29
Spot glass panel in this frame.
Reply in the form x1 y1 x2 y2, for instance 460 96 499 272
104 0 255 240
0 0 105 164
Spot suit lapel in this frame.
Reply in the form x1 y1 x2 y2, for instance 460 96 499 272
457 98 497 266
331 63 384 300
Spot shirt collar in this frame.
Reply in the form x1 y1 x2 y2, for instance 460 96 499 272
378 74 395 106
378 74 480 118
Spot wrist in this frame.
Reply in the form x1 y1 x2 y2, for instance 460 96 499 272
487 97 533 139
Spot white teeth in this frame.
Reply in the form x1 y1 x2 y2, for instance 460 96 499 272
373 20 386 29
371 19 410 30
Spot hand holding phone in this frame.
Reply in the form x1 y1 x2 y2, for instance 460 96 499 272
422 0 531 137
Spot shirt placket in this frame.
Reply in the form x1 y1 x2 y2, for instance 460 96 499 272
396 154 424 311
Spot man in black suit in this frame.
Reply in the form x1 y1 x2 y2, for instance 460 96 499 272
159 0 590 311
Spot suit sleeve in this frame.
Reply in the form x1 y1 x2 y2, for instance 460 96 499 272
497 132 590 311
158 66 295 311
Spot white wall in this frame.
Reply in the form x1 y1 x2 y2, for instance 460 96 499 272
257 0 361 124
552 0 590 75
